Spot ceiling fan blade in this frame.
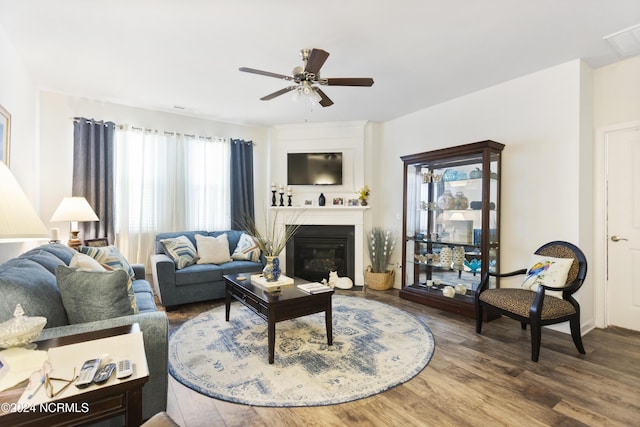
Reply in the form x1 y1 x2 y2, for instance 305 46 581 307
325 77 374 87
315 88 334 107
305 49 330 75
239 67 293 81
260 86 297 101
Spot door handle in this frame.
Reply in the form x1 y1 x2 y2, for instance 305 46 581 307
611 235 629 242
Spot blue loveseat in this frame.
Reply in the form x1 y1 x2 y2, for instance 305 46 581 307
0 243 168 424
151 230 265 309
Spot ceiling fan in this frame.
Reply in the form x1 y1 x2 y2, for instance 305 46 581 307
239 48 374 107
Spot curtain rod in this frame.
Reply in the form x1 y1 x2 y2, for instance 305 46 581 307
70 117 253 144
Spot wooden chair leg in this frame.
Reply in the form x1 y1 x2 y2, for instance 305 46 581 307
570 316 586 354
475 304 483 333
530 322 541 362
521 322 527 330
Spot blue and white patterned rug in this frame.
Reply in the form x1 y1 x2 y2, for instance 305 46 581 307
168 294 435 407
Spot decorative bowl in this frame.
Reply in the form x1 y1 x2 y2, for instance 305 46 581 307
0 304 47 349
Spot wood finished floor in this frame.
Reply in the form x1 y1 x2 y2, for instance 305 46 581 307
160 289 640 427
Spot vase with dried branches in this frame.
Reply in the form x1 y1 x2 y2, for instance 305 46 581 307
235 210 304 281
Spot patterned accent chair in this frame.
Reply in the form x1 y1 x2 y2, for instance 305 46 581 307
475 241 588 362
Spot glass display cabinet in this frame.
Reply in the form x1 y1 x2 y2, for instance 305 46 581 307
400 140 504 318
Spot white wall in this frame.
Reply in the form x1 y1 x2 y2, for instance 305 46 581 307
594 55 640 129
0 27 48 262
38 91 270 243
592 55 640 328
381 59 595 333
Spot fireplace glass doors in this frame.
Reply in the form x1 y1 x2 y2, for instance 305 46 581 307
286 225 354 283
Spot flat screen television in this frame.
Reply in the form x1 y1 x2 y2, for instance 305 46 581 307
287 152 343 185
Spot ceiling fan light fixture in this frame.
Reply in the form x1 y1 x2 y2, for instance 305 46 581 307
311 88 322 104
301 81 313 95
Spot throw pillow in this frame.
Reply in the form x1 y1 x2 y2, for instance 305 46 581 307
521 254 573 295
231 233 261 262
161 235 200 269
195 233 233 264
69 252 138 313
69 252 105 271
55 266 136 324
78 245 135 280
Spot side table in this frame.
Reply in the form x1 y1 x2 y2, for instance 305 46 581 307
0 324 149 426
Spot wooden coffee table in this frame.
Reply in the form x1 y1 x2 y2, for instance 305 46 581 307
224 274 334 364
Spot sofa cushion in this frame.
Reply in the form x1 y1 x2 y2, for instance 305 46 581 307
161 236 200 269
195 233 232 264
0 258 69 327
29 243 76 266
55 266 135 324
132 280 157 312
220 260 263 276
231 233 261 262
78 245 136 280
20 249 67 275
175 264 224 286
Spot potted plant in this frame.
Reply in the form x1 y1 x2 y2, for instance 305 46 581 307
357 185 371 206
365 227 396 290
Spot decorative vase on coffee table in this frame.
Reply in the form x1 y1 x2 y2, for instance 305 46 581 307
263 256 281 282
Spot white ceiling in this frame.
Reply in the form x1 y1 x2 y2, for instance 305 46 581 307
1 0 639 127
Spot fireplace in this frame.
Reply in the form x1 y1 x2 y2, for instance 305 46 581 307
286 225 355 283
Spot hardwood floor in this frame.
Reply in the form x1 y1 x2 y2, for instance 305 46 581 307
161 289 640 427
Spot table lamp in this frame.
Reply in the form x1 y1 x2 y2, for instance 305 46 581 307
0 162 49 240
50 197 99 249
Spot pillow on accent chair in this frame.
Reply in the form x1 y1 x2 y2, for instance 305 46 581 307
521 254 573 296
195 233 232 264
55 266 137 324
78 245 135 279
231 233 261 262
161 235 200 269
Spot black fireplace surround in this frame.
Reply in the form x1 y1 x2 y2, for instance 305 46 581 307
286 225 355 283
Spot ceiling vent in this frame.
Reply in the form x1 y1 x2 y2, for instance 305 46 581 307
604 23 640 58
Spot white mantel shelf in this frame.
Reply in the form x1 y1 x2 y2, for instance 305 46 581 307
271 205 369 286
271 206 370 211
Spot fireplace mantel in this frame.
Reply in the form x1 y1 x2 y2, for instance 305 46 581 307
272 206 369 285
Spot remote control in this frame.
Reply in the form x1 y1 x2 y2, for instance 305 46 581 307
116 359 133 379
75 358 101 388
93 363 116 385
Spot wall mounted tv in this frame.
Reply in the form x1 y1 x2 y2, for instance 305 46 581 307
287 152 343 185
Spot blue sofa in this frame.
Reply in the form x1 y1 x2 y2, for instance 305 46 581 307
0 243 168 424
151 230 265 309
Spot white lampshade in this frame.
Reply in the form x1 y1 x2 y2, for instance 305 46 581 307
50 197 99 249
0 162 49 240
50 197 99 223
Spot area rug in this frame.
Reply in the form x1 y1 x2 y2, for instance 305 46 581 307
168 294 435 407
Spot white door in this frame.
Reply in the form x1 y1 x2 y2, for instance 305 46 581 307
606 126 640 331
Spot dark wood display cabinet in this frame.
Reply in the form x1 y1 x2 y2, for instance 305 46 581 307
400 140 504 318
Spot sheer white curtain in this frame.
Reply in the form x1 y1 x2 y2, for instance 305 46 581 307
114 127 230 267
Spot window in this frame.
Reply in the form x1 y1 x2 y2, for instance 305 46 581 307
114 127 229 265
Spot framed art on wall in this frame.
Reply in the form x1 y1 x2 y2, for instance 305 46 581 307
0 104 10 166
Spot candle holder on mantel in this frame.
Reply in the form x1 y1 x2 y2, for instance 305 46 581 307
287 194 292 207
271 190 277 207
279 191 285 207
